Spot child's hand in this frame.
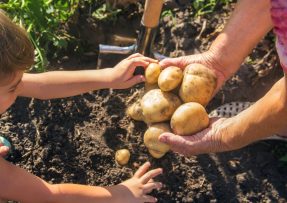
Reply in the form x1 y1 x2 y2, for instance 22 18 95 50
107 53 158 89
116 162 162 203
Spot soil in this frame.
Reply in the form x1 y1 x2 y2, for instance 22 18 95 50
1 1 287 202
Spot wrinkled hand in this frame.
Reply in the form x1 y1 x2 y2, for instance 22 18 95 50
159 52 227 92
158 117 243 156
118 162 162 203
109 53 158 89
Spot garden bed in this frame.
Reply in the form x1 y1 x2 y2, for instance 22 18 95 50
1 1 287 202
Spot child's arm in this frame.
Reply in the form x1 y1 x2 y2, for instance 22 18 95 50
0 158 162 203
0 157 57 202
18 54 157 100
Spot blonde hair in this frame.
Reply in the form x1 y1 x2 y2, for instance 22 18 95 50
0 9 34 80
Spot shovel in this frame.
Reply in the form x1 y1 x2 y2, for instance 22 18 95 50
97 0 166 71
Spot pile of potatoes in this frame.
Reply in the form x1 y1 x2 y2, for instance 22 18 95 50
127 62 217 158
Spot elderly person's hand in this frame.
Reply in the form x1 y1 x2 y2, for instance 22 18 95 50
159 75 287 156
156 0 276 156
159 0 274 94
159 52 227 93
158 117 239 156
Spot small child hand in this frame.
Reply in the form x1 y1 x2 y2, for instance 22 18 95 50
108 53 158 89
117 162 162 203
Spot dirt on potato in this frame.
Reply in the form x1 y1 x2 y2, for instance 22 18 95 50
1 1 287 202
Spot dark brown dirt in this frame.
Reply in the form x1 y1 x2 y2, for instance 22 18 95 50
1 1 287 202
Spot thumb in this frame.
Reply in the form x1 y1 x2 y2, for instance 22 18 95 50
159 56 188 69
159 133 183 146
159 58 179 68
159 133 195 155
124 75 145 88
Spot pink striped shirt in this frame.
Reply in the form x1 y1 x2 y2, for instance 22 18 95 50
271 0 287 72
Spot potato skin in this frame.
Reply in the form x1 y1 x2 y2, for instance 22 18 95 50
145 63 162 84
158 66 183 92
148 149 166 159
179 63 217 106
115 149 130 165
141 89 182 123
144 123 171 158
126 99 144 121
171 102 209 136
144 82 159 93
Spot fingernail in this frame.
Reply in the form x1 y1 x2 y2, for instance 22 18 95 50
155 198 158 202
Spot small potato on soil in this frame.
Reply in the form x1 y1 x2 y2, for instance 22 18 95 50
144 123 171 158
145 63 162 84
179 63 217 106
115 149 130 165
171 102 209 136
141 89 182 123
158 66 183 92
126 99 144 121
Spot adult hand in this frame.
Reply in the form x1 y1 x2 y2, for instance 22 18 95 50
158 117 245 156
159 51 229 93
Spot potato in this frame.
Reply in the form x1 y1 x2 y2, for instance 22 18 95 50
171 102 209 136
144 123 171 158
158 66 183 92
115 149 130 165
148 149 166 159
145 63 162 84
144 82 159 93
126 99 144 121
141 89 182 123
179 63 217 106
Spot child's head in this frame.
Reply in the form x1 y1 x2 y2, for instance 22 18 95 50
0 10 34 113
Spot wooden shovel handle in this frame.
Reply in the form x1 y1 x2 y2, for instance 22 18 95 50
142 0 164 28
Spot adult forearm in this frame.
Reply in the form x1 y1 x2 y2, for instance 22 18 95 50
224 76 287 149
209 0 273 79
19 69 113 99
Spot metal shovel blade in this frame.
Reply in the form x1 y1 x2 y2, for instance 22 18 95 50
97 0 166 69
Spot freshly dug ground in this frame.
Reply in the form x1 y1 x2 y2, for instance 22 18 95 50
1 1 287 202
